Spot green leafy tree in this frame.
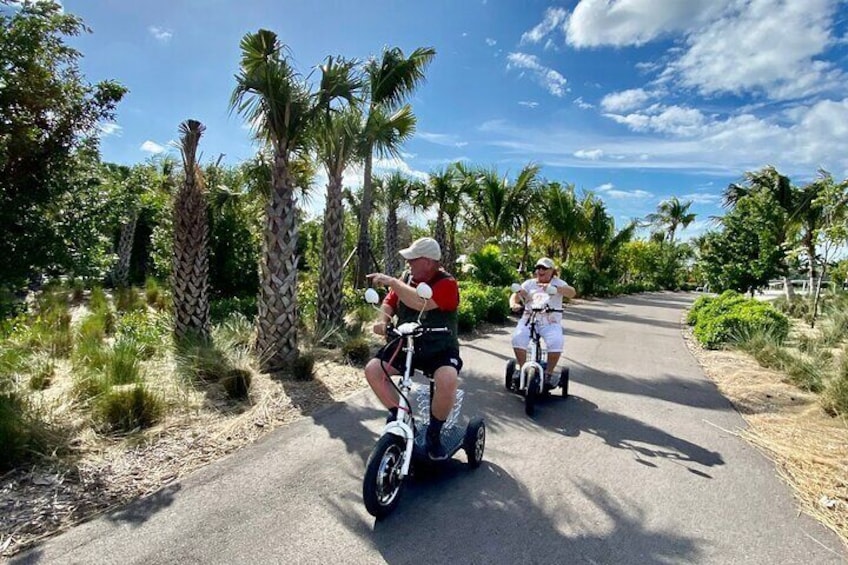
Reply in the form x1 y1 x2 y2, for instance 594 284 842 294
810 171 848 325
699 190 786 294
0 0 126 289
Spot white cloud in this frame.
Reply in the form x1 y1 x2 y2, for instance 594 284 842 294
604 104 707 137
485 38 497 46
595 182 653 199
521 7 569 45
140 140 166 154
506 52 568 97
574 149 604 160
600 88 653 112
98 123 122 137
518 101 539 108
417 131 468 148
681 192 721 204
149 26 173 43
573 97 594 109
666 0 845 100
565 0 725 48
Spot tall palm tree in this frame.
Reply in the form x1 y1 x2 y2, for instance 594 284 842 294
538 181 582 262
314 76 362 330
354 46 436 287
377 171 422 276
646 196 696 245
172 119 210 343
580 193 636 278
416 165 464 272
230 29 358 372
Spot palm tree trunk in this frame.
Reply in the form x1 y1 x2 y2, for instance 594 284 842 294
317 175 345 330
384 206 399 276
446 217 458 275
355 152 374 287
172 169 210 343
255 150 298 372
113 212 138 287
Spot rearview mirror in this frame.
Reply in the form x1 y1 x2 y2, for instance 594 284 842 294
510 283 521 293
416 283 433 300
364 288 380 305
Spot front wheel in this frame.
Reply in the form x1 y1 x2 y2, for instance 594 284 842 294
525 368 540 417
463 417 486 468
504 359 516 391
363 434 407 519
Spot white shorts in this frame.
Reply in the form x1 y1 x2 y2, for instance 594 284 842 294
511 319 564 353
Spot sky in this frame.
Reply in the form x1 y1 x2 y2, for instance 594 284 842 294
50 0 848 239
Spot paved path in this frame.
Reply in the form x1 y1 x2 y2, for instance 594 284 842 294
12 292 846 564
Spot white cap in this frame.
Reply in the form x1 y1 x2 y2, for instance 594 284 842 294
535 257 554 269
399 237 441 261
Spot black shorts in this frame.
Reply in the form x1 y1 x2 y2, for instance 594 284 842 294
374 342 463 376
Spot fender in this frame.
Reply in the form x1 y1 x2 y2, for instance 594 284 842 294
520 361 545 393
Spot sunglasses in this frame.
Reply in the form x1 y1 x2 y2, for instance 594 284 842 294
534 265 550 271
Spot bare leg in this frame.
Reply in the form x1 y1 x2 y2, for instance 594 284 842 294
430 365 458 420
364 358 400 409
546 351 561 373
513 348 527 365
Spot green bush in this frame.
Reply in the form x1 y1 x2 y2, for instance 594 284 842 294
0 392 52 471
71 370 111 403
174 338 231 385
210 296 257 324
115 286 146 313
457 282 511 333
94 384 163 433
107 338 143 385
115 310 168 359
692 293 789 350
468 244 517 287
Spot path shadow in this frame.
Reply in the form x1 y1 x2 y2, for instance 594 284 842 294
327 462 706 564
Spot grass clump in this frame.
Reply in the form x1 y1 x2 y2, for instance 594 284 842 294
222 369 252 400
342 336 371 366
93 384 163 434
291 351 315 381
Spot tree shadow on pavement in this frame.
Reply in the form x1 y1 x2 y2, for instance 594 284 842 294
328 462 706 564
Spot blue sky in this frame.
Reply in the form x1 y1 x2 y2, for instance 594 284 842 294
59 0 848 239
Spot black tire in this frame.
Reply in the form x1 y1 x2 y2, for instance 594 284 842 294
560 367 570 398
463 417 486 468
505 359 516 391
525 368 540 417
363 434 407 519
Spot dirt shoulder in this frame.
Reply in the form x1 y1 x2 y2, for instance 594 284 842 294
682 326 848 549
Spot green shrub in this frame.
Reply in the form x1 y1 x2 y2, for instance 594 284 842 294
88 286 110 316
686 294 716 325
94 384 163 433
692 293 789 350
291 351 315 381
210 296 257 324
212 313 254 351
174 339 231 385
144 277 163 306
0 392 42 471
342 337 371 366
72 370 111 402
784 356 825 393
115 310 168 359
732 325 794 371
28 355 54 390
468 244 517 287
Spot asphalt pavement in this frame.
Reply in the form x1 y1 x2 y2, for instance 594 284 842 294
11 292 846 564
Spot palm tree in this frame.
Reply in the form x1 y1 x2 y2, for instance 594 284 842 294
463 163 539 242
415 165 465 272
580 193 636 293
354 46 436 287
378 171 423 276
230 30 358 372
646 196 696 245
172 119 210 343
538 181 582 262
314 73 362 330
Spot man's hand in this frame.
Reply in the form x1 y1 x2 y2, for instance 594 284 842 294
367 272 394 287
373 321 387 336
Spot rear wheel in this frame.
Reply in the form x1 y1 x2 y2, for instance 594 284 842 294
363 434 407 519
463 418 486 468
504 359 516 391
560 367 570 398
525 368 540 417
